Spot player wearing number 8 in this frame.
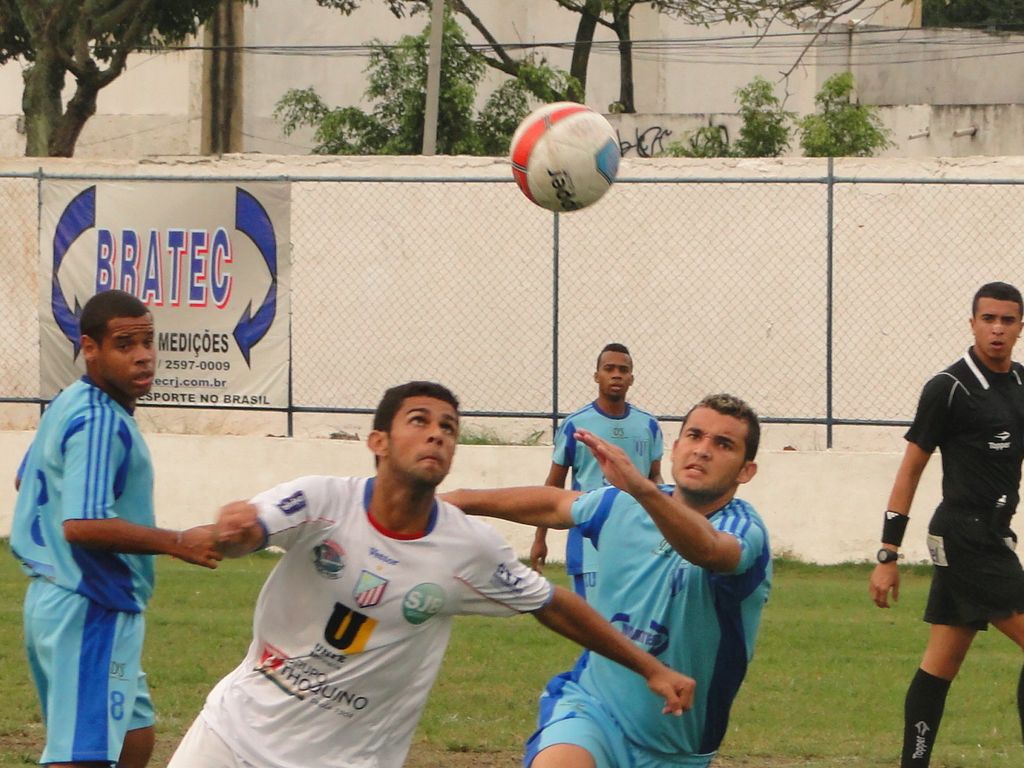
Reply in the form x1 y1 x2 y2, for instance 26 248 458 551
10 289 222 767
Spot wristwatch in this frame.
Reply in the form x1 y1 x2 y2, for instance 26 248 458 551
876 548 900 564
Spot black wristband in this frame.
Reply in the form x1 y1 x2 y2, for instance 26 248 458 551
881 510 909 547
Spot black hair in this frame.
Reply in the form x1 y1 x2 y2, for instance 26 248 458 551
596 342 631 370
972 282 1023 317
79 290 149 343
681 393 761 462
373 381 460 432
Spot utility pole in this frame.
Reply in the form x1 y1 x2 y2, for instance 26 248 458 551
422 0 445 155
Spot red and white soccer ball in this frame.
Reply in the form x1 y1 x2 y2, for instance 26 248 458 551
509 102 621 213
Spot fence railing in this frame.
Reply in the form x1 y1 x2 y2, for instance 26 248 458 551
3 162 1022 448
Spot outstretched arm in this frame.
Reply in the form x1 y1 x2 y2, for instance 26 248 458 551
63 519 222 569
442 486 579 529
533 586 695 715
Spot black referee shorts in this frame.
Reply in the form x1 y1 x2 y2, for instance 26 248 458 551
924 512 1024 629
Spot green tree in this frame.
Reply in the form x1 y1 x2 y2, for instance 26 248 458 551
387 1 909 114
798 72 892 157
275 12 554 155
733 76 794 157
0 0 254 157
923 0 1024 31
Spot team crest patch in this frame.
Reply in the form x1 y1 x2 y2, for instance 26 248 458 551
402 583 446 625
353 570 389 607
312 540 346 579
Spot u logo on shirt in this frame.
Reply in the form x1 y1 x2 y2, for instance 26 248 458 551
324 603 378 654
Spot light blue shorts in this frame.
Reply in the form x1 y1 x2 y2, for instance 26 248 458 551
524 676 713 768
24 578 153 765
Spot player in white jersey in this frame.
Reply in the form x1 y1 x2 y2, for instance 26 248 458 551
448 394 770 768
168 381 695 768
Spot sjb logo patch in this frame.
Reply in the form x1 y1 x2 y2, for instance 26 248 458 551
402 583 446 625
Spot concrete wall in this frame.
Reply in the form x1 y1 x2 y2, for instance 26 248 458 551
612 104 1024 158
9 0 1012 162
0 430 939 566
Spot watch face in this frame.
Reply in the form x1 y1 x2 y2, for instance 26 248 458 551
877 549 896 563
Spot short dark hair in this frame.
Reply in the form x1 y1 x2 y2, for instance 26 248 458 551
972 282 1023 317
79 290 149 343
373 381 460 432
596 342 631 370
682 393 761 461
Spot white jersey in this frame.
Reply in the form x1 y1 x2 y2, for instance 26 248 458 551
199 476 553 768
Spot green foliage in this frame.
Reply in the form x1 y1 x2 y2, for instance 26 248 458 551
0 0 229 65
662 76 794 159
664 124 732 158
798 72 893 158
923 0 1024 31
274 12 569 156
733 76 794 158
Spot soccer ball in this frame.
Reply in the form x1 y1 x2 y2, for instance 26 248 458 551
509 102 620 213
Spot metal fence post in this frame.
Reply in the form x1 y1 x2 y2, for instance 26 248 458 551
826 157 835 449
551 210 560 436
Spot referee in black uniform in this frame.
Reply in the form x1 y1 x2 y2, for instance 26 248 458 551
869 281 1024 767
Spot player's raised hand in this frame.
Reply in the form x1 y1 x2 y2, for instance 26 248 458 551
575 428 649 495
176 525 223 569
215 501 264 557
646 666 696 716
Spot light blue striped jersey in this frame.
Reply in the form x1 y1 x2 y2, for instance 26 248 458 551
11 377 155 612
553 401 663 575
567 486 771 758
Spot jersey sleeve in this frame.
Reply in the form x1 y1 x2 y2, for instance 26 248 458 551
904 373 955 452
571 487 621 549
250 476 344 552
651 418 665 466
453 515 553 616
715 510 768 575
60 410 129 522
551 418 575 468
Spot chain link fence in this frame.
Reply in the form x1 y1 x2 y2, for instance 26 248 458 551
3 165 1023 447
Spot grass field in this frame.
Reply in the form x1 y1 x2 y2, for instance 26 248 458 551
1 543 1022 767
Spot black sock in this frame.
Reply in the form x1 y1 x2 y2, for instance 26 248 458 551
1018 664 1024 743
902 668 951 767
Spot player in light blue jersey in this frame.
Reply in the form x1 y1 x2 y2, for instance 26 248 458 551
448 393 771 768
11 290 221 768
532 343 663 598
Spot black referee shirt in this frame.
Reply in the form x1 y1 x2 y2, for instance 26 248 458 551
906 347 1024 525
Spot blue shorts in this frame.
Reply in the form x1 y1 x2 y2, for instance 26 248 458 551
524 676 713 768
24 578 153 764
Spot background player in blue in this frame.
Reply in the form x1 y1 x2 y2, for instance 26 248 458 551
10 289 221 768
448 393 771 768
869 281 1024 767
531 343 664 598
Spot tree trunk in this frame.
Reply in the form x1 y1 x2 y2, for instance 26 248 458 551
613 9 635 113
21 52 100 157
568 0 602 102
49 76 100 157
21 51 64 157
